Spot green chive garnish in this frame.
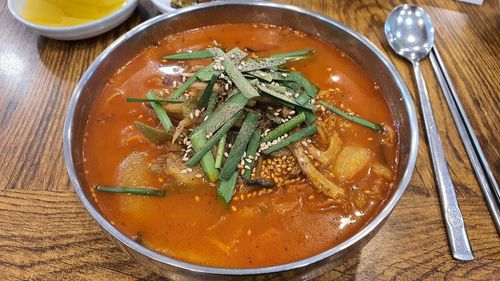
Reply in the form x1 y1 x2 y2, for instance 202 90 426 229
127 97 184 103
147 91 173 132
319 101 382 132
260 112 306 144
96 186 165 197
162 49 214 60
263 125 317 155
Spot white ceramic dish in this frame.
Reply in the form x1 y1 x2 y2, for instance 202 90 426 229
7 0 138 40
150 0 177 13
150 0 231 14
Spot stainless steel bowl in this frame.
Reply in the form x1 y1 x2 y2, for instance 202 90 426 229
64 1 419 280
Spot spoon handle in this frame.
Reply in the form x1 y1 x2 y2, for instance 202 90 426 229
412 62 474 261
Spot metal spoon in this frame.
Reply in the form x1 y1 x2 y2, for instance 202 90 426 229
385 4 474 261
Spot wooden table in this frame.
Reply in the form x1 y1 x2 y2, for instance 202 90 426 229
1 0 498 280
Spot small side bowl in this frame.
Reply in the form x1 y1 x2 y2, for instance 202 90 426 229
150 0 177 13
7 0 138 40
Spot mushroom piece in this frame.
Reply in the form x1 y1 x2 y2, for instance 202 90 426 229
292 143 345 199
307 132 342 167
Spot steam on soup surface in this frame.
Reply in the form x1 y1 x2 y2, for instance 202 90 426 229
83 23 398 268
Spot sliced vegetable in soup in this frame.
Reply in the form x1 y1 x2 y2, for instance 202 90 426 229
83 23 398 268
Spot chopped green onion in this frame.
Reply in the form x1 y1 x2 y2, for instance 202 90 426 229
257 84 315 111
190 130 219 182
127 97 184 103
134 121 172 144
197 48 247 81
215 48 260 99
214 134 227 169
260 112 306 144
219 112 259 180
187 112 243 167
147 91 173 132
262 125 317 155
297 108 318 125
267 83 288 94
247 70 274 82
196 63 217 81
270 49 314 59
198 91 248 135
197 74 217 108
205 91 217 117
171 75 198 99
96 186 165 197
242 128 261 180
295 92 312 105
239 57 287 72
319 101 382 132
217 171 238 204
162 50 214 60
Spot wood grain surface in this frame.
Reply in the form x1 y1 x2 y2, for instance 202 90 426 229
0 0 499 280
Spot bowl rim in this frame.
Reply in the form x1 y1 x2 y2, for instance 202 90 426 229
64 0 418 276
7 0 138 31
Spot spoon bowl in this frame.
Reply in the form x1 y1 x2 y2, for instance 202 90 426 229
384 4 435 62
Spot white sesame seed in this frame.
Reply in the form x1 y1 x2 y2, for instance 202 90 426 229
204 116 209 121
182 157 189 161
248 155 254 159
224 152 229 157
194 109 200 117
274 112 280 116
195 174 203 178
281 73 288 77
187 167 193 172
228 143 232 148
189 112 194 119
301 141 308 147
173 81 177 87
245 158 252 163
294 93 299 98
289 110 296 115
237 164 244 169
180 169 188 174
316 151 321 157
244 165 250 169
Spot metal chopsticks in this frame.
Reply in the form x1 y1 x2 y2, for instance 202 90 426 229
429 46 500 233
